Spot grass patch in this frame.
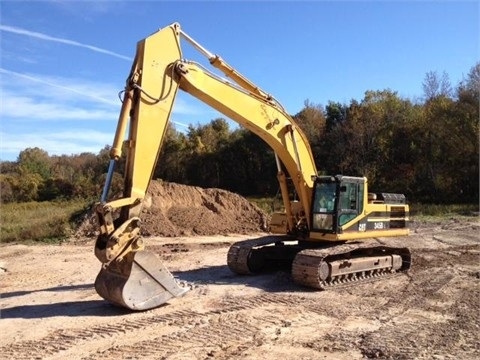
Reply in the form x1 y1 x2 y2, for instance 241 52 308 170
410 203 479 220
0 199 92 244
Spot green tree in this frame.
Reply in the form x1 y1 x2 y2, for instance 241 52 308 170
325 101 347 132
321 101 351 175
17 147 52 180
293 100 326 171
410 65 478 203
154 123 189 183
14 148 52 201
17 172 44 202
217 129 276 195
184 118 232 187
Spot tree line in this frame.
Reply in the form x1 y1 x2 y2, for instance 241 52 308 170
1 63 478 205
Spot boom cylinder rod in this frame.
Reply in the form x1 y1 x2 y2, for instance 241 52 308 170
179 28 269 100
179 29 214 59
110 89 133 160
274 152 282 172
101 159 116 202
275 153 295 231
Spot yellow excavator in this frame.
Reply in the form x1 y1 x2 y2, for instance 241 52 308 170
94 22 411 310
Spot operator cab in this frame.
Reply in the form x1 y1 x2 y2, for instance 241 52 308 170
311 175 365 234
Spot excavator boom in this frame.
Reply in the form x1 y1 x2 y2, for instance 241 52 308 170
94 24 186 310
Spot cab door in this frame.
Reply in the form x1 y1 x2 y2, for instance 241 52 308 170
338 180 364 227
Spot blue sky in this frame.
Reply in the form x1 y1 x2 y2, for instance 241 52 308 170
0 0 478 161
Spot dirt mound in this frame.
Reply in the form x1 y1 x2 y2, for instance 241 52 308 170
75 181 268 238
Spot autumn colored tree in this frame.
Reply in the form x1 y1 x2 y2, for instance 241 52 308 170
292 100 326 170
1 63 478 205
154 123 189 183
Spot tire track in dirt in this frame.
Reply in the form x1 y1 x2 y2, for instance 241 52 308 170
291 244 480 359
83 296 333 360
0 293 310 360
81 313 267 360
295 273 477 360
357 288 480 360
2 235 479 360
0 309 198 360
355 246 480 359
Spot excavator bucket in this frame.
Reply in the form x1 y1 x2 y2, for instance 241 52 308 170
94 250 188 310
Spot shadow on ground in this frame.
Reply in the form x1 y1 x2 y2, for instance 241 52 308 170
173 264 306 293
0 266 307 320
1 283 94 299
0 298 131 319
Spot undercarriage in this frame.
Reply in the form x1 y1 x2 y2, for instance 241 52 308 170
227 236 411 289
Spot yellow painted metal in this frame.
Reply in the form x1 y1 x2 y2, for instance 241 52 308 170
340 201 410 232
102 196 138 210
94 22 411 310
209 55 272 100
110 89 133 160
101 22 316 233
96 23 182 260
276 169 295 231
309 228 410 242
99 21 410 250
93 24 188 310
174 61 317 228
124 24 182 213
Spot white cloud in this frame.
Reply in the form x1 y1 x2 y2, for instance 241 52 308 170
0 130 112 159
0 22 226 161
0 68 120 106
0 69 211 160
1 70 120 122
1 68 215 120
0 24 131 61
2 94 117 120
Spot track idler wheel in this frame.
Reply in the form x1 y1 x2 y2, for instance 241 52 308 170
95 250 188 310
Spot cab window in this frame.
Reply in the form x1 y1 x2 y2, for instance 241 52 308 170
338 182 364 225
312 182 336 231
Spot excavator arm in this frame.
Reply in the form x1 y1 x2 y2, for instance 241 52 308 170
174 60 318 231
94 23 318 310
